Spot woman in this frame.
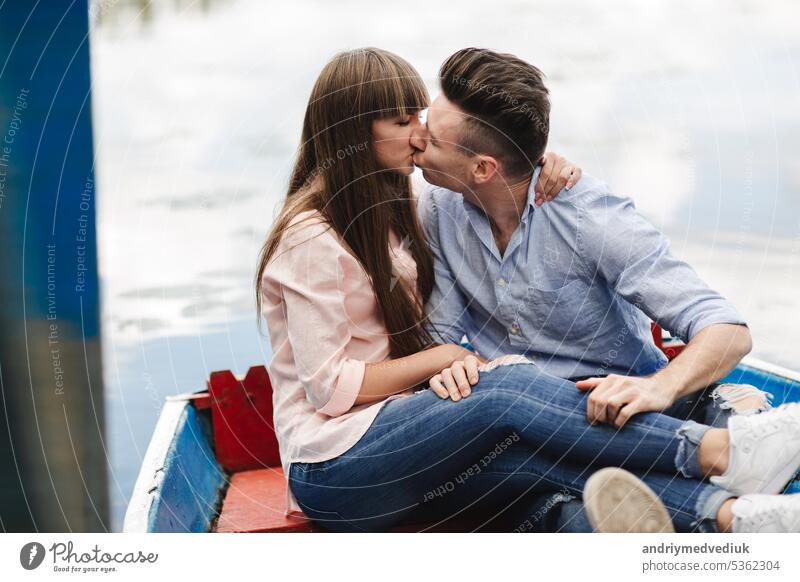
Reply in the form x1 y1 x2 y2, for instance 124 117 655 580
256 48 800 533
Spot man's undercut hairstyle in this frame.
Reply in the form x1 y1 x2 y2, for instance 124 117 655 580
439 47 550 179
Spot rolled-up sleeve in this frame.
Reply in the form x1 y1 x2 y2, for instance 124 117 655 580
577 190 747 343
418 187 469 345
270 225 366 417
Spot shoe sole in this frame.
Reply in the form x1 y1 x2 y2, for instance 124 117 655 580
584 468 675 533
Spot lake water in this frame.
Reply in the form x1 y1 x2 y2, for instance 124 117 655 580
88 0 800 531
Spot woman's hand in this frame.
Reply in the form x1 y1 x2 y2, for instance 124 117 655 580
429 354 482 401
438 344 487 366
535 152 581 205
357 344 484 408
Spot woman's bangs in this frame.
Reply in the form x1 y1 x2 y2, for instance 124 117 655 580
369 60 429 118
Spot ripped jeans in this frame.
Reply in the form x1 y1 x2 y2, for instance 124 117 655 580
664 381 772 428
289 362 770 533
540 377 773 531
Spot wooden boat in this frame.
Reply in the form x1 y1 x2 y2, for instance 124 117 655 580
123 327 800 533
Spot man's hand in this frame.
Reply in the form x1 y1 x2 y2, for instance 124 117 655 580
575 374 677 428
429 355 482 401
535 152 581 205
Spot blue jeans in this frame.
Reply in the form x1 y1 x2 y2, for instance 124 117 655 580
289 362 735 533
463 379 771 532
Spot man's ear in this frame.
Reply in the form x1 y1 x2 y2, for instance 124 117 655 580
472 155 500 185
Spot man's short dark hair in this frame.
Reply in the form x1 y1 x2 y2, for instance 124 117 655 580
439 48 550 178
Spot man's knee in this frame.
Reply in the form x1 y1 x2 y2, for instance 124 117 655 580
473 361 564 395
477 355 535 373
471 363 581 416
711 383 772 415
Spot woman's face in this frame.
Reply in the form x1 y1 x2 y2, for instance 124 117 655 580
371 112 423 176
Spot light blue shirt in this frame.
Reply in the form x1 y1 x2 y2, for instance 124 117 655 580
418 167 747 380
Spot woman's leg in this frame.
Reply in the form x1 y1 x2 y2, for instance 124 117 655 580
289 363 716 531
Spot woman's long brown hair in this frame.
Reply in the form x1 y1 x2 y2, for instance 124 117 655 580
255 48 435 358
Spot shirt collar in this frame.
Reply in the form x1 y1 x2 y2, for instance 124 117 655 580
461 165 541 219
520 165 541 224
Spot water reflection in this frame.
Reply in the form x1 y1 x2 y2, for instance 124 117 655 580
91 0 233 30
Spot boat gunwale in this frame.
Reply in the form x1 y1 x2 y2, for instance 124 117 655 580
740 355 800 384
123 399 191 532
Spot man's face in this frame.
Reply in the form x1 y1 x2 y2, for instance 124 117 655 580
410 95 474 193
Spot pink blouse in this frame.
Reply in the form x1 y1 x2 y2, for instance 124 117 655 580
260 209 420 516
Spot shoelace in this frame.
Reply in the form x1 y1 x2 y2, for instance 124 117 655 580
745 502 784 528
748 405 800 438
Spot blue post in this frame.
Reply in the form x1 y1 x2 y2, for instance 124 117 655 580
0 1 108 531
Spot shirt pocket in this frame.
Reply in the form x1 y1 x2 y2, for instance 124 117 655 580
523 278 602 344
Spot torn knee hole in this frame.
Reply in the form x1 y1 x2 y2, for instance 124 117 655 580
712 383 772 413
477 355 535 373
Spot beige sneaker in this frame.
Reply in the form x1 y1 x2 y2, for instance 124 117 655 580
584 468 675 533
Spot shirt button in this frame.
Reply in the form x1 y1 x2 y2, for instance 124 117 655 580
510 323 520 335
497 278 506 287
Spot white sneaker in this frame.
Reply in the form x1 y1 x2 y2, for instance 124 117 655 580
710 402 800 495
584 468 675 533
731 494 800 533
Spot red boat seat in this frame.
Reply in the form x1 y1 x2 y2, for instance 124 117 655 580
214 468 317 533
205 368 511 532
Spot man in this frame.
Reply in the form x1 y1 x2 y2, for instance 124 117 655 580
413 47 768 429
411 47 773 531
